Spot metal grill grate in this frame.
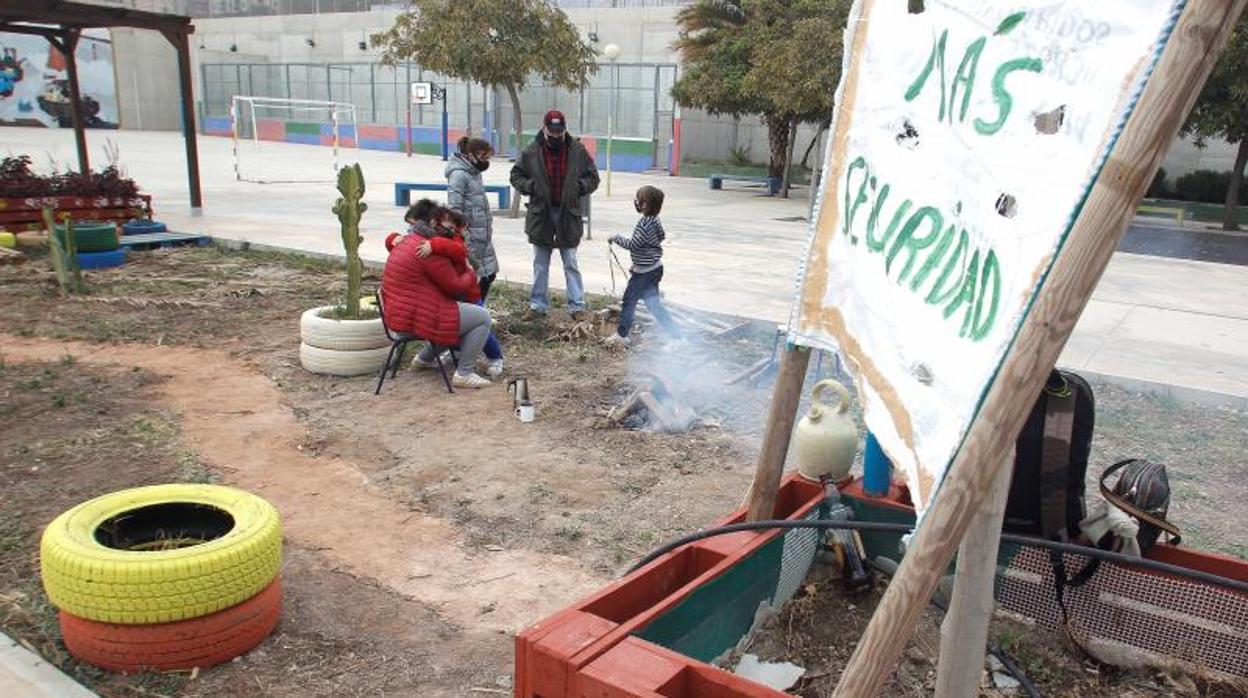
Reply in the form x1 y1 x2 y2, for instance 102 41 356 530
773 509 825 609
996 545 1248 678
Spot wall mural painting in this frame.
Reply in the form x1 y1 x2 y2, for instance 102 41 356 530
0 29 118 129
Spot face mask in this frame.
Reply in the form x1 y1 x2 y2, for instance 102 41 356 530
634 200 644 214
545 131 564 149
473 157 490 172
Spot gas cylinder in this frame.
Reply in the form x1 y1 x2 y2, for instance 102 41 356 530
793 379 858 481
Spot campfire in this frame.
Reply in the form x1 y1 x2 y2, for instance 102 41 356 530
607 373 699 433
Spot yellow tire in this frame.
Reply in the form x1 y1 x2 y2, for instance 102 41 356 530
40 484 282 625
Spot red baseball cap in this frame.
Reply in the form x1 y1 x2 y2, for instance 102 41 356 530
543 109 566 132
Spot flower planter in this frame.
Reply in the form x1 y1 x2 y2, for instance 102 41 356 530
514 475 826 698
0 195 153 232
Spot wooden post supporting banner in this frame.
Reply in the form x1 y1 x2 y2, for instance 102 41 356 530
934 452 1013 698
834 3 1246 695
746 345 810 521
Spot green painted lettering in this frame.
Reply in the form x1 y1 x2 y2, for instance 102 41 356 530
910 223 957 292
974 57 1044 135
843 157 869 238
865 183 891 246
925 228 968 305
886 207 944 283
904 29 948 121
970 250 1000 340
950 38 986 123
944 249 981 337
869 198 911 253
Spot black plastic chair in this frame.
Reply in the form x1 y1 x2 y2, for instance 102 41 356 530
374 291 455 395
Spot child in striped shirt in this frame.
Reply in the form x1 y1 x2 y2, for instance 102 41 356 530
605 185 679 347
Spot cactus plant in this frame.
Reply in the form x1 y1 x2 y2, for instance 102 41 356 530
42 207 84 294
332 163 367 319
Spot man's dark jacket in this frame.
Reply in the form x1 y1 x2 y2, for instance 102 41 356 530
510 132 600 248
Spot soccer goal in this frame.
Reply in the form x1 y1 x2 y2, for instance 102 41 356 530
230 96 358 184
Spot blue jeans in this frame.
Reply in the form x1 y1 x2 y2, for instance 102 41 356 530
529 243 585 312
478 273 502 361
618 266 678 338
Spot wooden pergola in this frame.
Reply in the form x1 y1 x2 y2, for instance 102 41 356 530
0 0 203 207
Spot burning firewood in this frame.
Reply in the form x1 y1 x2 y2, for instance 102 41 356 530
608 375 698 433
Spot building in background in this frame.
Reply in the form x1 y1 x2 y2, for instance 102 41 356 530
62 1 1247 179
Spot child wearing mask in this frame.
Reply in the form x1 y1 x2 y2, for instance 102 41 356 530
604 186 679 347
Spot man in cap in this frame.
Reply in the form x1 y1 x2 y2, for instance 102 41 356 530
510 109 600 321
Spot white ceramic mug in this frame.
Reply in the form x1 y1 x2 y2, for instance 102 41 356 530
516 402 535 423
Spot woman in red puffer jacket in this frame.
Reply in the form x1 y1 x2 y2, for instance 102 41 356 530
381 225 493 389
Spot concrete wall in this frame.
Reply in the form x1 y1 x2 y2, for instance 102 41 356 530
1161 135 1244 180
182 6 681 65
111 28 269 132
679 109 826 169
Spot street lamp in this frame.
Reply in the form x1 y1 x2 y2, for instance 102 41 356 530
602 43 620 197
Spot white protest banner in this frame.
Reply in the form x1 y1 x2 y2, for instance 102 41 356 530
791 0 1183 512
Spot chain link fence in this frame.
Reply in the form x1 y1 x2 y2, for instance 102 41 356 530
202 60 678 169
89 0 690 18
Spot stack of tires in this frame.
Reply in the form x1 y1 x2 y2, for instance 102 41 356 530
299 303 392 376
40 484 283 673
55 221 125 270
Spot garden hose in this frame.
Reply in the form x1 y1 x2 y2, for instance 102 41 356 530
626 516 1248 698
626 518 1248 594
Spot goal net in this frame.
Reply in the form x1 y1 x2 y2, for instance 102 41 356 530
230 96 358 184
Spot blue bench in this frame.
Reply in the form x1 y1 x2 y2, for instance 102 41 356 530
394 182 511 209
708 174 781 196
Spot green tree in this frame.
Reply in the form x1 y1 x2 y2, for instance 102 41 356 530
372 0 598 216
672 0 849 187
1182 14 1248 230
744 0 850 195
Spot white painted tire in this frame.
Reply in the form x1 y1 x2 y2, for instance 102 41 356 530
299 343 391 377
299 306 389 351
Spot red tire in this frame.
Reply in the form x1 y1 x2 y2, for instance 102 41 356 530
60 578 281 672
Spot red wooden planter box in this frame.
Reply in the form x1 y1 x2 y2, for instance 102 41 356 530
0 195 152 231
514 475 824 698
577 637 787 698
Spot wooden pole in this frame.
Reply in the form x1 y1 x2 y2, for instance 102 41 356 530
833 3 1246 695
171 28 203 209
61 29 89 174
746 345 810 521
934 451 1013 698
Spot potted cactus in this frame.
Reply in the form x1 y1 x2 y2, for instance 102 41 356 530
298 164 392 376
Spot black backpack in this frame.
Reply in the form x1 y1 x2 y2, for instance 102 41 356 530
1003 370 1095 541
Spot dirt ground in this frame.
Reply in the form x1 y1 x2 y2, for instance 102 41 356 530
738 563 1248 698
1 245 1244 696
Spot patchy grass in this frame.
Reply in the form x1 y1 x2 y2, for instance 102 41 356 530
0 360 217 697
3 244 1244 697
680 160 813 185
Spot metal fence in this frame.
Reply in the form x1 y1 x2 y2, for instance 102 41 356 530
202 60 678 166
89 0 690 18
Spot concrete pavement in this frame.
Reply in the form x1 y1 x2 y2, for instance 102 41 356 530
0 633 95 698
4 127 1246 408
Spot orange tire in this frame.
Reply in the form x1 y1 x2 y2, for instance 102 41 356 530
60 578 281 673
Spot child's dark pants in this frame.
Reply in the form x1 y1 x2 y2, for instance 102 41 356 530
617 267 678 338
